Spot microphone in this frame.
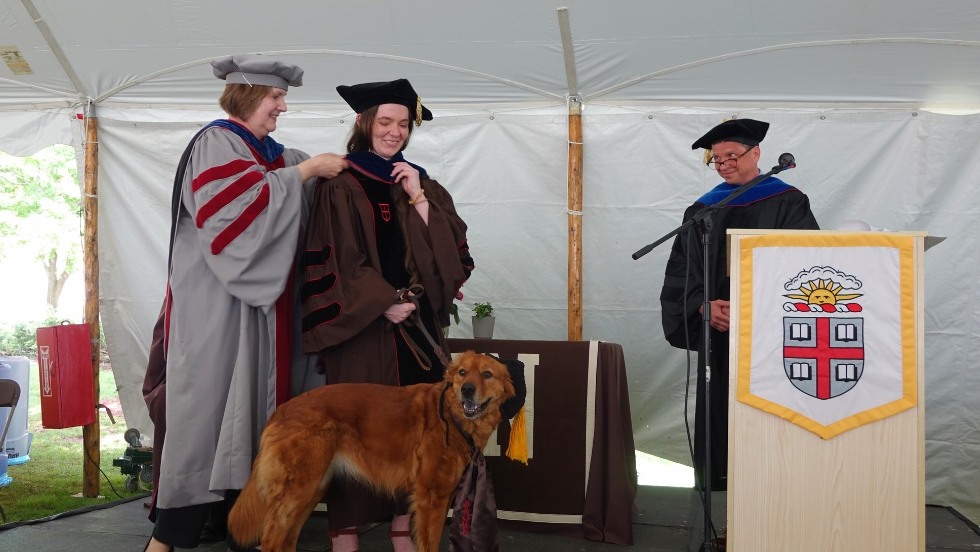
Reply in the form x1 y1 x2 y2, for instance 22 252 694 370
778 152 796 170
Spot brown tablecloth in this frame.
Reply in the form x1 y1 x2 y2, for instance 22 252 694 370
447 339 638 545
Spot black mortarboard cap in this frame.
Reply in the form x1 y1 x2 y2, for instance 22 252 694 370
691 118 769 150
336 79 433 126
498 358 526 419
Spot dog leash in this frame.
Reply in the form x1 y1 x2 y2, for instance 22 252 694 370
394 284 451 371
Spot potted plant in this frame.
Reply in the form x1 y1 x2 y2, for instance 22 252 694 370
471 301 495 339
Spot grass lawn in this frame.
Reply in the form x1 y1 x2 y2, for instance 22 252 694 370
0 360 144 525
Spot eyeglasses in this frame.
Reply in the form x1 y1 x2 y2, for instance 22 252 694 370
706 147 754 169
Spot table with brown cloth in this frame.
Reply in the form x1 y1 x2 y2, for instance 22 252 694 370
447 339 638 545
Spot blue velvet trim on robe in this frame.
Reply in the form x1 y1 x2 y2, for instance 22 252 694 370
696 176 794 206
209 119 285 163
346 151 428 183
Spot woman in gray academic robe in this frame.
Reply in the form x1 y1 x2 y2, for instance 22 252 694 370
143 53 347 552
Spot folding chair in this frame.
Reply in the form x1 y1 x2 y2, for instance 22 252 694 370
0 378 21 522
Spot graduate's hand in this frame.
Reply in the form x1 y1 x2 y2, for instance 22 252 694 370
392 162 422 199
384 301 417 324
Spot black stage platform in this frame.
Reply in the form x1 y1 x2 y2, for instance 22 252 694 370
1 485 978 551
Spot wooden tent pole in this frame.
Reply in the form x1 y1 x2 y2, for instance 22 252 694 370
82 108 101 497
557 7 584 341
567 98 584 341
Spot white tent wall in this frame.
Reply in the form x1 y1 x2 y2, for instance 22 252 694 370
0 108 74 156
2 0 979 529
91 105 980 524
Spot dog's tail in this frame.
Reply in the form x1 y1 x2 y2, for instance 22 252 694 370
227 470 265 550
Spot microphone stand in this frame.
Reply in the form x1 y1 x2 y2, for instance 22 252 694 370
633 157 795 552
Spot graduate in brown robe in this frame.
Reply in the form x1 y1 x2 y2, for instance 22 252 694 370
299 79 473 552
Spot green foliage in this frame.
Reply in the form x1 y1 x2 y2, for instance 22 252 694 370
450 302 460 325
0 316 61 357
0 322 39 357
0 145 80 233
473 301 494 318
0 317 109 363
0 145 83 312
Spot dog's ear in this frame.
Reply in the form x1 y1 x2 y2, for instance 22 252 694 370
444 350 473 381
444 355 459 382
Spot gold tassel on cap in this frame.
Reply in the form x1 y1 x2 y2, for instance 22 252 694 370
505 406 528 465
415 96 423 126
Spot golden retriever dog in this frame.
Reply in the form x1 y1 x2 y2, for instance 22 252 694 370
227 350 516 552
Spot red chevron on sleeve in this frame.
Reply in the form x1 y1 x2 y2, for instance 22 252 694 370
195 170 264 228
210 183 271 255
192 158 255 192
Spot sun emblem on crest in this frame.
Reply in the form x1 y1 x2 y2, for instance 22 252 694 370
784 278 862 306
783 267 864 313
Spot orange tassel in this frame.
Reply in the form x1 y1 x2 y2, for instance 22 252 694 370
505 406 528 465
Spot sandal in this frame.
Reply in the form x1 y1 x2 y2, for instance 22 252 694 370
328 526 360 552
389 528 416 552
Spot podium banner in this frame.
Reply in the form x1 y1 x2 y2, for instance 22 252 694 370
736 232 917 439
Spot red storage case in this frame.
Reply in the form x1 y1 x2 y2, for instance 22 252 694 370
36 323 96 429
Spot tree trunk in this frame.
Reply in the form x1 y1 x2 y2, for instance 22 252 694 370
42 249 70 312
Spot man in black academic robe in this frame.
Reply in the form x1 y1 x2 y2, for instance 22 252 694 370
659 118 819 492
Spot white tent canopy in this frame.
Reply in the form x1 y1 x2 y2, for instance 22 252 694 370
1 0 978 523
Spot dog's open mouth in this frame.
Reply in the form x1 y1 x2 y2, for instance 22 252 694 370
461 398 492 418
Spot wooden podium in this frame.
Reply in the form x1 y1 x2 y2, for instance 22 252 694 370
727 230 927 551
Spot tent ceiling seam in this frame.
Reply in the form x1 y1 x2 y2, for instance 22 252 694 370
557 7 580 99
20 0 90 102
94 49 564 104
0 75 78 101
586 37 980 102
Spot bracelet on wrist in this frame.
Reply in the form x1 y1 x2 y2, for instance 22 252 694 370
409 189 426 205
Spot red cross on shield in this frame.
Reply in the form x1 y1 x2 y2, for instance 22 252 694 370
783 316 865 400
